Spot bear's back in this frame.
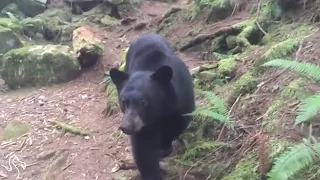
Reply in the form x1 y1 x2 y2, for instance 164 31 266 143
125 33 195 114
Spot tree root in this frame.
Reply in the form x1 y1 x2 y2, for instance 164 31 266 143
158 7 182 25
179 26 239 52
49 120 90 136
190 63 218 77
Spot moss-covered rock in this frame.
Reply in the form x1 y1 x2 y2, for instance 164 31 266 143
100 15 119 26
217 57 237 76
204 0 233 23
72 26 104 68
21 8 76 43
1 44 81 89
1 3 26 20
0 120 30 142
234 71 258 94
0 27 23 58
263 38 301 60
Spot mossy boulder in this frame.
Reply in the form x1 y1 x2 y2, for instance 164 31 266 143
0 27 23 59
202 0 234 23
0 45 81 89
263 38 301 60
1 3 26 20
234 71 258 94
217 57 237 76
21 8 76 42
0 120 30 142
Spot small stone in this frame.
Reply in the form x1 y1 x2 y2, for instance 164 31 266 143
84 136 90 140
80 94 88 99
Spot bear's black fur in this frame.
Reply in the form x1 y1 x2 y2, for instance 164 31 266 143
109 33 195 180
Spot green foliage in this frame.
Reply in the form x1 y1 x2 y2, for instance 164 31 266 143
262 59 320 82
267 139 320 180
189 90 233 128
295 94 320 125
180 140 230 161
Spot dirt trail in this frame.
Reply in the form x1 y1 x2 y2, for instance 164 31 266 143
0 1 199 180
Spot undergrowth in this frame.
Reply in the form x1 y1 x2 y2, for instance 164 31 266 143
262 58 320 180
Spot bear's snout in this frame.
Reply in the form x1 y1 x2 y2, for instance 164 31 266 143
119 109 145 135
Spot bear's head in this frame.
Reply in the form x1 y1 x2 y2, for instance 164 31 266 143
109 65 173 135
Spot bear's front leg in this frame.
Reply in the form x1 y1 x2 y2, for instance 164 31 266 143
130 130 163 180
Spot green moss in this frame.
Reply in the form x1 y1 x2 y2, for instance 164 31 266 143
1 45 81 89
268 137 292 159
264 98 284 131
234 71 258 94
100 15 119 26
0 17 22 33
225 35 237 49
263 38 301 60
211 35 227 53
203 0 233 23
263 24 311 44
264 78 309 131
260 0 282 21
104 82 119 117
280 78 309 100
221 156 259 180
217 57 237 75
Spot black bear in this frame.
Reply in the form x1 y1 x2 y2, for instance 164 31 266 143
109 33 195 180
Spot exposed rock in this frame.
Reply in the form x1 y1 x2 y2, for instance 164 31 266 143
1 44 81 89
72 25 104 68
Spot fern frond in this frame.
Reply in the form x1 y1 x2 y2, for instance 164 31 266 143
262 59 320 82
295 94 320 125
199 90 228 115
192 108 229 124
267 140 320 180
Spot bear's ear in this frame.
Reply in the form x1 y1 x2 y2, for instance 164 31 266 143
150 65 173 85
109 68 129 87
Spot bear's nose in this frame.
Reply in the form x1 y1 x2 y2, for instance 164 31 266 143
119 126 133 135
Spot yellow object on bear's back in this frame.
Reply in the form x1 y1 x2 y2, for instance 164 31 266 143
119 47 129 71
